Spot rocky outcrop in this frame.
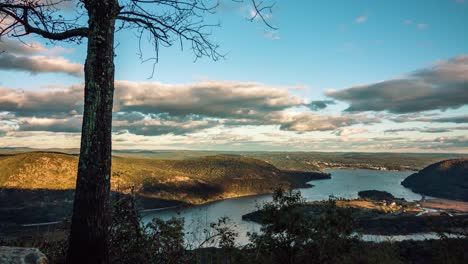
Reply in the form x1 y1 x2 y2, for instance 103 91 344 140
401 159 468 201
0 247 48 264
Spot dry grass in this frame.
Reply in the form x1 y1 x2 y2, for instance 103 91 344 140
421 199 468 213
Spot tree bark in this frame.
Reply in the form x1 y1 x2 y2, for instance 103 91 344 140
66 1 119 263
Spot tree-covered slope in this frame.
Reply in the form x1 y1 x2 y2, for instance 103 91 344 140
0 152 326 205
401 159 468 201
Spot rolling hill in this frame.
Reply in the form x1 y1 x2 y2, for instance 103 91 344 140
0 152 328 224
0 152 326 202
401 159 468 201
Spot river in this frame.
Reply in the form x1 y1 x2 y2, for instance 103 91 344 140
141 169 429 245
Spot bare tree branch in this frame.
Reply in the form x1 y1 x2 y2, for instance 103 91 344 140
249 0 277 30
0 0 88 41
1 0 277 74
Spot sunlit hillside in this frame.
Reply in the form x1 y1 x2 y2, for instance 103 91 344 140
0 152 323 204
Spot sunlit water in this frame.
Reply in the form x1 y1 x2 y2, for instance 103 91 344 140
142 169 431 246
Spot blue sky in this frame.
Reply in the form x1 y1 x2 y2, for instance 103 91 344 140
0 0 467 152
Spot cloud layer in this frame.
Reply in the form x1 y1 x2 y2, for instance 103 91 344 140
326 55 468 113
0 38 466 152
0 39 82 77
0 80 379 135
113 80 306 118
384 126 468 134
0 85 83 116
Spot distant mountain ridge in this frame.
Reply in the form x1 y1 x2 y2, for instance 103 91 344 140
1 148 465 172
401 159 468 201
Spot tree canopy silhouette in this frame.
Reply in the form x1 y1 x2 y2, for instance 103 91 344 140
0 0 275 263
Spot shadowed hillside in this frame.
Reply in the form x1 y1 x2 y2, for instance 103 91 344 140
401 159 468 201
0 152 328 225
0 152 327 202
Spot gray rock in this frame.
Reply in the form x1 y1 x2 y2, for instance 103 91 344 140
0 246 48 264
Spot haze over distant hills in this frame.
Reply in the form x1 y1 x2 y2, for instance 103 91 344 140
1 147 465 171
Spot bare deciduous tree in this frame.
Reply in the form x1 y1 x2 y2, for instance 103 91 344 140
0 0 275 263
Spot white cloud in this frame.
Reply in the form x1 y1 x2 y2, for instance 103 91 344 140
0 85 83 116
113 80 307 118
266 111 378 132
403 20 428 30
0 39 82 77
334 128 368 137
263 30 280 40
356 16 367 24
416 23 428 30
0 54 83 76
0 79 384 135
0 38 74 55
327 55 468 113
18 116 82 132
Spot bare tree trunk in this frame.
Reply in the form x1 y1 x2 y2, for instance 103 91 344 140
66 1 119 263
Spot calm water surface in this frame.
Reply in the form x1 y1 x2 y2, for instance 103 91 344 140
142 169 425 245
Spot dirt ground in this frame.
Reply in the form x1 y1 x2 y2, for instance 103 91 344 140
420 199 468 213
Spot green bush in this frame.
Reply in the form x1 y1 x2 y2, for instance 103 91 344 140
246 189 360 264
110 193 188 264
2 188 466 264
